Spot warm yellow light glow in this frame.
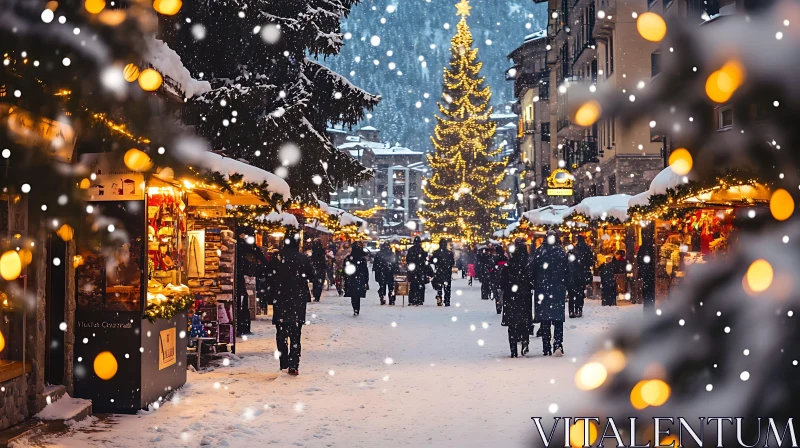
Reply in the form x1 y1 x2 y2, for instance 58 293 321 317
706 60 746 103
596 349 627 373
19 249 32 267
575 361 608 391
641 379 671 407
137 68 163 91
0 332 5 353
84 0 105 14
630 380 649 410
80 178 91 189
98 9 126 26
745 259 773 293
93 351 118 380
668 148 693 176
153 0 182 15
124 148 153 172
569 420 598 448
57 224 75 241
0 251 22 281
636 12 667 42
770 188 794 221
574 100 602 127
123 63 140 82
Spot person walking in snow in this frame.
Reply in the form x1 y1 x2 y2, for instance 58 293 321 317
334 242 350 296
309 239 327 302
429 238 455 307
373 242 397 305
490 245 508 314
501 238 534 358
344 241 370 316
273 232 315 375
530 231 568 357
405 236 429 306
567 235 594 318
476 247 493 300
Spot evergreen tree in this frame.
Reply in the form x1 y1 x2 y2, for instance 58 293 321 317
160 0 380 201
419 0 507 243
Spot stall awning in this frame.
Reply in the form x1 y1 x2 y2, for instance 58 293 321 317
572 194 632 223
521 205 573 227
680 184 770 206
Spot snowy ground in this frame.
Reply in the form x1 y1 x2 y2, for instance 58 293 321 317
35 277 638 448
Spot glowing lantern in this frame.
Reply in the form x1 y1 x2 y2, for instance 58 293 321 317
705 60 745 103
84 0 105 14
153 0 182 15
574 100 602 127
636 12 667 42
575 362 608 391
57 224 75 241
745 259 773 293
93 351 118 380
124 148 154 172
137 68 162 91
641 379 671 406
668 148 693 175
770 188 794 221
569 420 598 448
0 332 5 353
0 251 22 281
123 63 140 82
80 178 91 189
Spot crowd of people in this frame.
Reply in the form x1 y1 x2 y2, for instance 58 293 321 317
263 230 624 374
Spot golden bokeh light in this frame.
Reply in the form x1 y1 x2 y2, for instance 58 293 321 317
636 12 667 42
97 9 126 26
0 332 5 353
706 60 746 103
84 0 105 14
93 351 119 380
770 188 794 221
569 420 599 448
153 0 182 15
124 148 154 172
745 259 773 294
123 63 140 82
137 68 163 91
596 349 627 374
56 224 75 241
575 361 608 391
630 380 649 410
80 178 91 189
574 100 602 127
641 379 671 407
660 435 679 448
0 251 22 281
668 148 693 175
19 249 33 267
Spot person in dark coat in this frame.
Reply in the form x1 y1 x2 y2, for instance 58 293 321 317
501 239 533 358
612 250 627 274
372 242 397 305
273 232 315 375
309 239 327 302
476 247 493 300
530 231 568 357
567 235 594 318
491 245 508 314
637 226 656 313
429 238 455 306
405 236 429 306
344 241 370 315
599 255 617 306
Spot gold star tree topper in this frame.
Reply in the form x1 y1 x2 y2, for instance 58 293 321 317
455 0 471 17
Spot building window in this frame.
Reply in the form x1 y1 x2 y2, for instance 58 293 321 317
651 51 661 77
717 105 733 130
608 34 614 76
608 174 617 195
648 0 658 10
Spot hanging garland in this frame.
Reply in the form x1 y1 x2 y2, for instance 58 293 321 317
144 293 194 323
187 169 289 210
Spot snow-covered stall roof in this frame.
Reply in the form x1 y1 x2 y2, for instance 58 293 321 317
494 221 521 238
317 200 368 233
627 166 688 209
572 194 632 222
256 212 299 228
521 205 572 227
144 38 211 99
187 151 291 199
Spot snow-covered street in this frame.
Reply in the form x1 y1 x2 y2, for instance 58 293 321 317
36 277 637 448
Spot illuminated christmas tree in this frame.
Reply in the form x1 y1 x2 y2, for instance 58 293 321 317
420 0 508 243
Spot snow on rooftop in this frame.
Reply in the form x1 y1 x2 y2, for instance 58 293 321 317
489 112 517 120
340 140 424 156
572 194 632 222
256 212 299 228
521 205 572 226
524 30 547 42
144 37 211 98
326 127 349 134
628 166 687 208
359 125 379 131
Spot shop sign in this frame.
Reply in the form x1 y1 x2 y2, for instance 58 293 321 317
546 169 574 197
0 103 77 162
158 327 176 370
80 153 145 201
